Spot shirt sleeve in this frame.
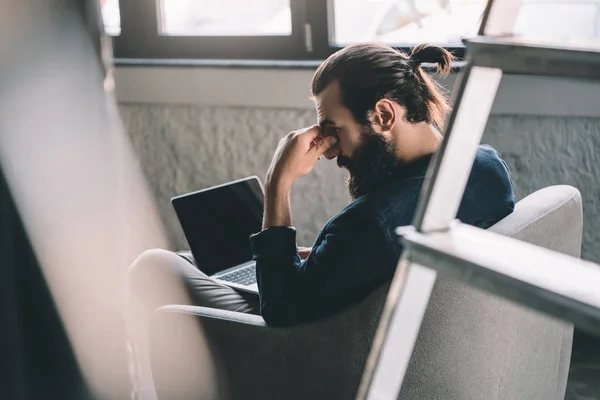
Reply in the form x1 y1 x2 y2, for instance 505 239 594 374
250 208 397 326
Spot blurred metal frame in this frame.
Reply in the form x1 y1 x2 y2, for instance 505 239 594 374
0 0 167 398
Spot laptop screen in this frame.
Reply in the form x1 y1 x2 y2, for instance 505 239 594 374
172 177 264 276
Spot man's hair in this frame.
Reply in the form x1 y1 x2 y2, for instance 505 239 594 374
311 43 454 128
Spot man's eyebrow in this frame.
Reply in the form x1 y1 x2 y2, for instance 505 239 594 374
318 119 335 128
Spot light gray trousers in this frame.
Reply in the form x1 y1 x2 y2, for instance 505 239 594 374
130 249 259 316
127 249 259 399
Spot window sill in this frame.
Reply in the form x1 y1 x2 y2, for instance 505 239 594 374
115 58 323 70
114 58 468 72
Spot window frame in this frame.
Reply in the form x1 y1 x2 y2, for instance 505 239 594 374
112 0 467 61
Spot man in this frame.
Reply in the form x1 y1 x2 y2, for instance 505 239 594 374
129 43 515 330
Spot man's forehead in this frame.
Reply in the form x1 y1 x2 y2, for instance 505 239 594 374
315 81 341 123
316 80 341 105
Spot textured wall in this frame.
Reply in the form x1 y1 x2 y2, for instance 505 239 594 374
119 105 348 250
483 116 600 263
119 104 600 263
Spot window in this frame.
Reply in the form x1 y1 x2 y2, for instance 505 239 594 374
102 0 600 62
158 0 293 36
100 0 120 36
102 0 497 61
513 1 600 40
331 0 485 47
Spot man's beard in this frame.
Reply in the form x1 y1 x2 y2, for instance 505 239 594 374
337 125 404 200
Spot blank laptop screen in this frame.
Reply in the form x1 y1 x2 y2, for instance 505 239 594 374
172 178 264 276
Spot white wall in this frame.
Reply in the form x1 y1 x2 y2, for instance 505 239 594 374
115 67 600 117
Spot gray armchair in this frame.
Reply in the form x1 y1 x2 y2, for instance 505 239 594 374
150 185 582 400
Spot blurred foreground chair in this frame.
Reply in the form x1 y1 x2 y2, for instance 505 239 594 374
150 185 581 400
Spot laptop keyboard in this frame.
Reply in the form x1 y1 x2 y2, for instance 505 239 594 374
218 264 256 286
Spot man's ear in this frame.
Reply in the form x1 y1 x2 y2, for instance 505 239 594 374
372 99 397 133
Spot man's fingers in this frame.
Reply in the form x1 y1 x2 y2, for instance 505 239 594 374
297 125 322 141
309 135 338 159
318 136 338 153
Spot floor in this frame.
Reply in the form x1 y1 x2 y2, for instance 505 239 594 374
566 331 600 400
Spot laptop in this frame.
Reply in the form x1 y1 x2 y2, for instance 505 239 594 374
171 176 264 294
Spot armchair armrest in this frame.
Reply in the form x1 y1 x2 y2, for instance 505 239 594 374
149 287 388 400
159 304 267 326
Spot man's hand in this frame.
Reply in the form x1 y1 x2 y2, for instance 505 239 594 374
298 246 312 260
262 126 338 229
266 125 339 187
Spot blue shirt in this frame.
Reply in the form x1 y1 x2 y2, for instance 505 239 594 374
250 145 515 326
